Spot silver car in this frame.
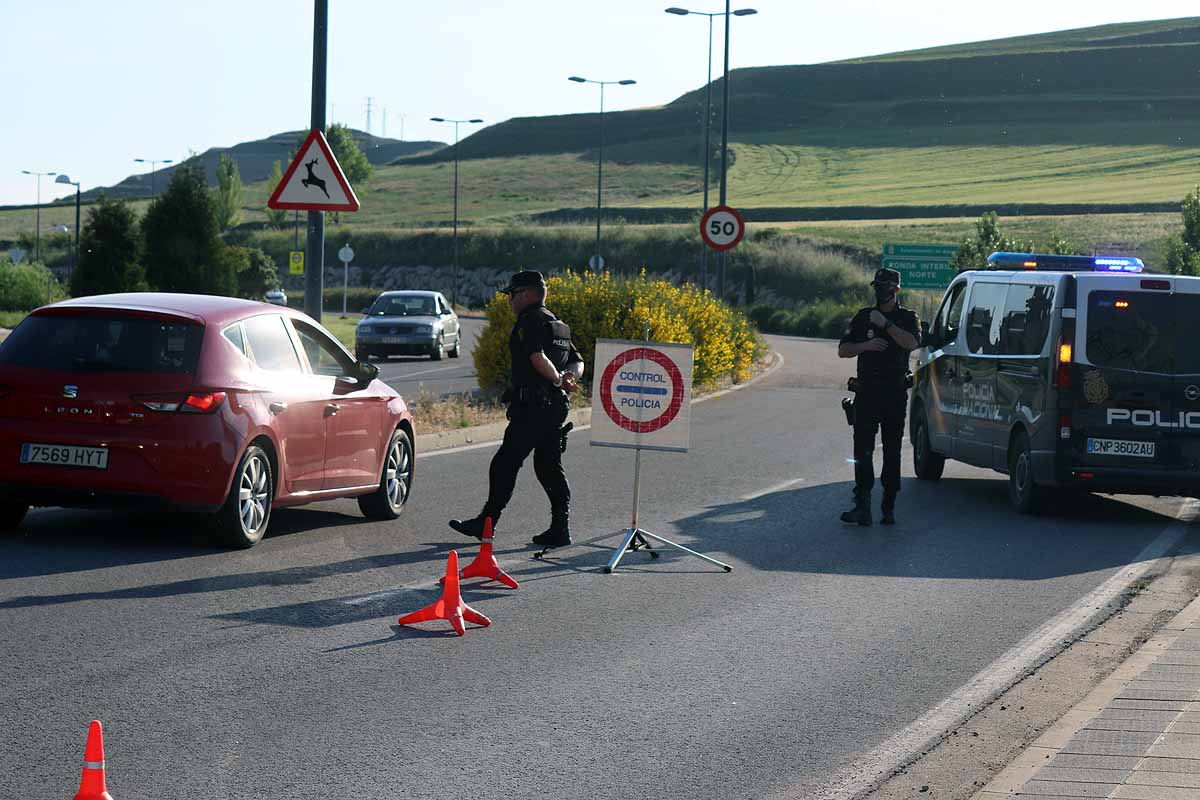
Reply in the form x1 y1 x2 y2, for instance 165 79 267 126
355 290 461 361
264 289 288 307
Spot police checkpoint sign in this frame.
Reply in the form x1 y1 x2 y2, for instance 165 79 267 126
590 339 694 453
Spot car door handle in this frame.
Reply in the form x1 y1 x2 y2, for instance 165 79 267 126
269 402 288 415
325 403 340 417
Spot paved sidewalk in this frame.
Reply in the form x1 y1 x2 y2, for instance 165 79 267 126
977 588 1200 799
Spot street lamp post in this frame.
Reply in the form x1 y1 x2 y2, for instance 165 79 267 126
430 117 484 309
20 170 56 262
569 76 636 273
666 4 756 296
54 174 81 283
133 158 174 198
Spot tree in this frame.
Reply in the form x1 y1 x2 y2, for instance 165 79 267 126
264 160 288 227
212 153 244 231
324 123 373 186
226 245 280 299
1165 186 1200 276
141 161 236 296
71 197 148 297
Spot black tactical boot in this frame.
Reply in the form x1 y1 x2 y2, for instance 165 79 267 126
532 510 571 548
840 494 872 527
881 493 897 526
449 513 495 540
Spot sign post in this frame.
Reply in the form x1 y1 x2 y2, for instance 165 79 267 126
338 243 354 317
549 325 731 573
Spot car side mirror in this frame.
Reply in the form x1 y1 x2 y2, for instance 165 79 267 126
357 360 379 382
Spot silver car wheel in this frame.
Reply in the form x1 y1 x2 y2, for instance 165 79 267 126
238 453 270 536
385 437 412 509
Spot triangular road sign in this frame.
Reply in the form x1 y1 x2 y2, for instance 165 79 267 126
268 129 360 212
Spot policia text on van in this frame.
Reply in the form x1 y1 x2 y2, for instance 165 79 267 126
910 252 1200 512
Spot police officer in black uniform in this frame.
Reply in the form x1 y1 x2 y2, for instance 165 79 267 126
838 268 920 526
450 271 584 548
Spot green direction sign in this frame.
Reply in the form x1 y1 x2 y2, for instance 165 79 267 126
881 243 959 290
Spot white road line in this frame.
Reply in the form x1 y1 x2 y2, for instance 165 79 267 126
381 364 463 381
741 477 807 501
416 425 594 460
815 499 1198 800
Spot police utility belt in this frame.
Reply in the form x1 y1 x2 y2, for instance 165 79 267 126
841 372 914 426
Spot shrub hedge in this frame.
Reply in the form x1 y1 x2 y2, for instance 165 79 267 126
286 287 386 313
474 271 763 395
0 262 68 311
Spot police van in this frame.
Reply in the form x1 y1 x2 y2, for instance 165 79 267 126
910 251 1200 512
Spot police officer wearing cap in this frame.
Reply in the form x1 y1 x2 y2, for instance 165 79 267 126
450 271 585 548
838 267 920 526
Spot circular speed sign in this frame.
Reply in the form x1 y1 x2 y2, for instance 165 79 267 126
700 205 746 251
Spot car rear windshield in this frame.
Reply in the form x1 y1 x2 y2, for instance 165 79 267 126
1085 291 1200 374
0 314 203 374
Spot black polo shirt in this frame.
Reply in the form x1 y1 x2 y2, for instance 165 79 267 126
510 304 554 389
839 304 920 384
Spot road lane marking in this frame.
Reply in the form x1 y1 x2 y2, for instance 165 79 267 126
382 364 463 381
815 500 1198 800
741 477 806 500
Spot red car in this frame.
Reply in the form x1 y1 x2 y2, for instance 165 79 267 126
0 293 415 547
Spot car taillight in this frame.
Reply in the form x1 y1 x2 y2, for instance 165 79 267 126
183 392 226 413
135 392 226 413
1053 320 1075 389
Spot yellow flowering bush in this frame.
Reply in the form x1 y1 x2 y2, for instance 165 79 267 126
473 270 764 395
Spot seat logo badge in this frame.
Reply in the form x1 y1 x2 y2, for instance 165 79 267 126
1083 370 1109 405
1186 385 1200 402
63 385 78 399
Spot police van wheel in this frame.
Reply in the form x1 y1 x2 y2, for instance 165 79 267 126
1008 431 1042 514
913 411 945 481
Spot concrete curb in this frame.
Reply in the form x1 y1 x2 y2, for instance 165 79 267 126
413 350 783 456
973 558 1200 799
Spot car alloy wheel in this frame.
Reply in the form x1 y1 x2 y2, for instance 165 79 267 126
386 437 411 509
239 451 271 537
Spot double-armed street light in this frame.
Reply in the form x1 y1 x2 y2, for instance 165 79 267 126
429 117 484 308
20 170 56 262
54 173 81 281
665 5 756 293
568 75 637 272
133 157 173 197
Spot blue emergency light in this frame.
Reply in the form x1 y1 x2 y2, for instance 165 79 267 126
985 252 1144 273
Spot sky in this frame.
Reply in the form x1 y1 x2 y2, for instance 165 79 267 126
2 0 1198 207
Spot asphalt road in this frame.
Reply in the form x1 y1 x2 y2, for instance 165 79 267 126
374 316 485 399
2 334 1197 800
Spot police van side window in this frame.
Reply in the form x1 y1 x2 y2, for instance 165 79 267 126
935 282 967 343
965 282 1007 356
999 283 1055 356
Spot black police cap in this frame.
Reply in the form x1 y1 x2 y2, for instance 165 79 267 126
871 268 901 287
501 270 546 294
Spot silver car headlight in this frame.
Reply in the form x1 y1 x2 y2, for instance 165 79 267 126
358 326 372 335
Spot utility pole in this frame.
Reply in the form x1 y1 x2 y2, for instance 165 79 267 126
305 0 328 322
717 0 733 299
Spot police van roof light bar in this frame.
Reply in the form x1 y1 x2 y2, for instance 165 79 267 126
986 252 1144 273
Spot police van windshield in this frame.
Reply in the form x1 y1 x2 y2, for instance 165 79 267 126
1086 291 1200 375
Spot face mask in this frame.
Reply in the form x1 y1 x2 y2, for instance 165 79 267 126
874 286 896 304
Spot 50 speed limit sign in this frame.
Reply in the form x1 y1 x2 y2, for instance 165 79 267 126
700 205 746 251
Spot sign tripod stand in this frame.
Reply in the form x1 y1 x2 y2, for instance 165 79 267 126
535 324 732 574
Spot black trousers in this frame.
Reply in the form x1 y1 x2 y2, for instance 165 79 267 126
483 397 570 522
852 385 907 501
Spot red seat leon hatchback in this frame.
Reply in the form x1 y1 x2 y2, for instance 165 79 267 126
0 293 415 547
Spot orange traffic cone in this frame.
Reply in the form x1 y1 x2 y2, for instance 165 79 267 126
444 517 519 590
398 550 491 636
73 720 113 800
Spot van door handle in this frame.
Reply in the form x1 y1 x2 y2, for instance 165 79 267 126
269 401 288 415
325 403 340 417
